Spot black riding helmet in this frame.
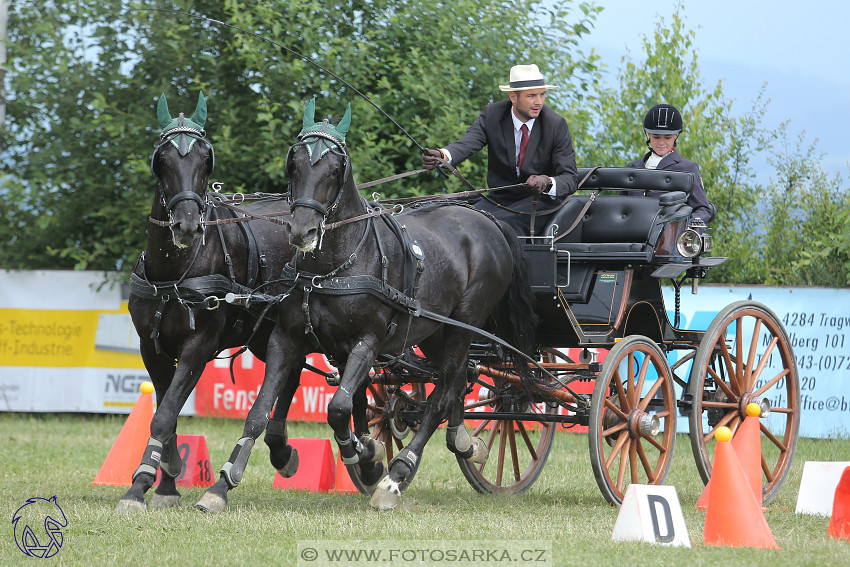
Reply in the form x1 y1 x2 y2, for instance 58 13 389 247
643 103 683 135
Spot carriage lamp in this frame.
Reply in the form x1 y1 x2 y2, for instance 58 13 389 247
676 228 703 257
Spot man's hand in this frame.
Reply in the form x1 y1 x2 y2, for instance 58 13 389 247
525 175 551 195
422 148 444 170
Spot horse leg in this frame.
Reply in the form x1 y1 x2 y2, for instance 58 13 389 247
150 434 184 508
116 339 206 513
349 382 387 492
196 329 302 513
326 339 385 474
370 332 471 510
263 362 304 478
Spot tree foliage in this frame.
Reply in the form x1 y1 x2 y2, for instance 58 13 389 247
0 0 599 271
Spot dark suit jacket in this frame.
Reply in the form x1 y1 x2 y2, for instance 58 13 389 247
446 99 578 206
626 150 713 222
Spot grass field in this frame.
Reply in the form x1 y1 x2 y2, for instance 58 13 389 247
2 412 849 566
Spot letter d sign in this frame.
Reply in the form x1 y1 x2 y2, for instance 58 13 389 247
612 485 690 547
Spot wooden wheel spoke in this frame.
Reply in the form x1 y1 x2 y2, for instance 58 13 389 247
635 355 651 403
367 416 382 428
495 421 508 486
601 421 628 438
614 367 629 409
626 353 637 406
466 397 499 410
753 367 789 397
719 339 740 394
628 440 639 485
744 318 763 388
759 422 788 452
616 442 629 489
471 416 493 438
736 317 744 385
761 453 775 482
637 375 665 412
507 422 521 482
516 421 538 459
643 433 665 452
604 396 629 420
750 336 778 386
702 411 736 444
708 363 738 401
636 440 657 482
604 431 629 470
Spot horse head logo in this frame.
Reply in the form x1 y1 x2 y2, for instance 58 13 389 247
12 496 68 558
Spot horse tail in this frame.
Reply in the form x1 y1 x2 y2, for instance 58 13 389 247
491 220 538 384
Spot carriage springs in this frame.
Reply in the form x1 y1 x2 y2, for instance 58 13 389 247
0 319 82 357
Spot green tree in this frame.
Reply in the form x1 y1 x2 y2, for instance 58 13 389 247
569 6 770 284
760 124 850 286
0 0 600 271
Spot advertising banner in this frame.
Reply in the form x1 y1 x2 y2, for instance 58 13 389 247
2 271 848 438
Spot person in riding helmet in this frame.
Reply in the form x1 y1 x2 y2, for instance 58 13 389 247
627 103 714 223
421 64 578 236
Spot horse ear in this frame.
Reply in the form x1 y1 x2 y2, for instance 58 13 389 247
336 103 351 138
302 97 316 130
190 91 207 128
157 94 172 129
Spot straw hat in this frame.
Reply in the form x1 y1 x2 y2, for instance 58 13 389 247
499 64 558 92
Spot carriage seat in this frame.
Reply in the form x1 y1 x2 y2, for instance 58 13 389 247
541 168 694 258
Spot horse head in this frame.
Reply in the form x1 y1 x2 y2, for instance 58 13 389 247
285 98 353 253
150 91 214 248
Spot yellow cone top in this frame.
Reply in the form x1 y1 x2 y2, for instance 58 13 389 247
140 381 154 395
746 402 761 418
715 426 732 443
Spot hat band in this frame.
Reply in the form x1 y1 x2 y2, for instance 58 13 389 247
509 79 546 89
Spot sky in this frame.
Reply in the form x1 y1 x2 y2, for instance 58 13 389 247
581 1 850 184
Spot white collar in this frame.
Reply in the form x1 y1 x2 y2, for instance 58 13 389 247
511 112 535 133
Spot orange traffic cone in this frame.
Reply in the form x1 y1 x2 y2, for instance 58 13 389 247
697 402 763 510
333 450 360 494
272 438 336 492
703 426 778 549
828 466 850 540
92 382 155 486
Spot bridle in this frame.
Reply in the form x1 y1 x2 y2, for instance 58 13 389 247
285 129 356 249
149 121 215 232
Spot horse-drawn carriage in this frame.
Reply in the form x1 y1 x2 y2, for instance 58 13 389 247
119 95 798 513
354 166 799 506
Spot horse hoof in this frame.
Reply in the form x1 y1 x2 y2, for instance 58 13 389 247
277 447 299 478
369 475 401 511
150 493 181 508
468 437 489 464
361 462 388 496
195 492 227 514
114 498 146 514
361 435 386 462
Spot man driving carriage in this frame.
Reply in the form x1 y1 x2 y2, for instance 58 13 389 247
627 103 714 223
421 64 579 236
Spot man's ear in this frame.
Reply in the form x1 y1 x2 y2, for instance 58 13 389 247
509 91 517 105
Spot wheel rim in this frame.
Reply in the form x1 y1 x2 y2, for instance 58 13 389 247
589 336 676 505
457 366 556 494
688 301 799 504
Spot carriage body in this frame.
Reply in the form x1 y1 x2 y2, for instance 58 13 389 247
363 167 800 507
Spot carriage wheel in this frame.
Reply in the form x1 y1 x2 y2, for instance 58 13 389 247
345 381 428 494
589 335 677 506
456 356 557 494
688 300 800 504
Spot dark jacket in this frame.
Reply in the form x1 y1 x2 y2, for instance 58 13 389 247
447 99 578 202
627 150 713 222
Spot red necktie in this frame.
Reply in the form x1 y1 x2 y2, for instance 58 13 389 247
517 123 529 173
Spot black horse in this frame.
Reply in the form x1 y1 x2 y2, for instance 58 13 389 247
116 92 300 512
197 98 538 511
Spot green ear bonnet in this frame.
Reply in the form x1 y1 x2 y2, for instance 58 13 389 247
156 91 208 156
298 97 352 164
